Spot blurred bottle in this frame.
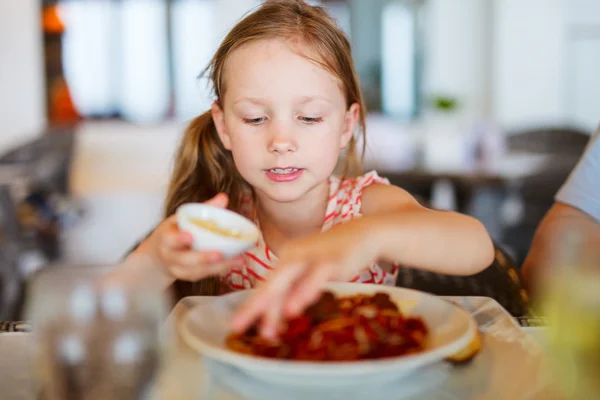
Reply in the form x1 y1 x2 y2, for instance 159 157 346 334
430 179 456 211
42 2 80 125
466 119 506 173
539 231 600 399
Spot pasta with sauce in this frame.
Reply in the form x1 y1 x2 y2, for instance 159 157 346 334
226 292 429 361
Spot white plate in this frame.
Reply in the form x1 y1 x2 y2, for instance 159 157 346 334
179 283 478 385
203 359 451 400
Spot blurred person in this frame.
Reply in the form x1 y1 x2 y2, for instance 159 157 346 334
113 0 494 338
522 125 600 295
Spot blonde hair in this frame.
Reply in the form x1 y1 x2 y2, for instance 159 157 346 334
165 0 367 298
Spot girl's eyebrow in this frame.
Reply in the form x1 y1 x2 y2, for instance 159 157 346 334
233 96 334 106
297 96 333 105
233 97 268 106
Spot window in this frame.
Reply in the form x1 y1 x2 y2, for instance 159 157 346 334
382 1 417 118
59 1 118 118
60 0 171 123
51 0 423 123
171 0 218 120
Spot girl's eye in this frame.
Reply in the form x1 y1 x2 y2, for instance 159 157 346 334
243 117 266 125
299 116 323 124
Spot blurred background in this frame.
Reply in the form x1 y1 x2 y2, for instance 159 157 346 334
1 0 599 319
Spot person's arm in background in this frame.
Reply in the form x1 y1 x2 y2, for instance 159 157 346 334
522 127 600 295
521 203 600 294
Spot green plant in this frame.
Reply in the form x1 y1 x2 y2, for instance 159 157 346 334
430 95 459 112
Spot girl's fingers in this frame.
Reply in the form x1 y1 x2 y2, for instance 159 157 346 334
204 192 229 208
161 230 187 251
161 193 230 257
167 249 223 267
161 220 194 251
285 263 333 317
168 256 245 281
231 262 305 333
178 231 194 246
260 295 285 339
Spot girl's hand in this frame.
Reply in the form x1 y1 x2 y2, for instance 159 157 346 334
231 219 379 338
135 193 245 283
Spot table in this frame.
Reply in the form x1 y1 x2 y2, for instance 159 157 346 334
0 296 560 400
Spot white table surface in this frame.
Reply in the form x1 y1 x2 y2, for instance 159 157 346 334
0 296 560 400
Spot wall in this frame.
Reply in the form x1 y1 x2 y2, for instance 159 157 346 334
422 0 493 118
492 0 569 130
564 0 600 130
64 121 183 264
423 0 598 132
0 0 46 154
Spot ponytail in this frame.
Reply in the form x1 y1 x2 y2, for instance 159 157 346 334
165 110 250 298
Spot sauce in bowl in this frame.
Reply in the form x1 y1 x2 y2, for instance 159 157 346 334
190 218 255 241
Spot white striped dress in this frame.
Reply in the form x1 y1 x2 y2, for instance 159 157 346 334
222 171 399 290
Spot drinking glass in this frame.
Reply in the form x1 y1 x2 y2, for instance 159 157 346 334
538 232 600 399
25 264 169 400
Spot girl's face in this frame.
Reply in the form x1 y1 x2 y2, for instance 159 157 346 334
212 39 360 204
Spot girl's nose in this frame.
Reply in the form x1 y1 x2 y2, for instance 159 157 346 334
267 125 297 154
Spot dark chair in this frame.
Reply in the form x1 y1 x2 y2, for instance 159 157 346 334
0 127 76 194
395 244 530 317
500 160 578 265
0 129 77 320
0 184 24 321
498 125 592 263
506 125 591 156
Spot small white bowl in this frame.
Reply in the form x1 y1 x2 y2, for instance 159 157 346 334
176 203 259 258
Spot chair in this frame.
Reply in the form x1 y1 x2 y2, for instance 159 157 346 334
0 127 75 194
501 126 590 262
0 184 27 321
0 129 76 320
500 161 577 265
506 126 591 156
395 244 530 317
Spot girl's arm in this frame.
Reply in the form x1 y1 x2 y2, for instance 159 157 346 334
232 184 494 338
359 184 495 276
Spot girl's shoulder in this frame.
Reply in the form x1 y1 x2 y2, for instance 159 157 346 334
324 171 391 226
329 170 391 200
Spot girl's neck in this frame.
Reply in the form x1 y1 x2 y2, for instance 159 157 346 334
255 180 330 240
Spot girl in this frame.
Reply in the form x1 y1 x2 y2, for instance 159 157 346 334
121 0 494 338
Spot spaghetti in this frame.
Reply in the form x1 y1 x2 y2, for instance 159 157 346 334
226 292 428 361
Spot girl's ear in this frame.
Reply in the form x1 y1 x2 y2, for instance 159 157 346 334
340 103 360 149
212 101 232 150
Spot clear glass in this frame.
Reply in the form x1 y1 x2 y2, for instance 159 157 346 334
25 264 169 400
539 232 600 399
